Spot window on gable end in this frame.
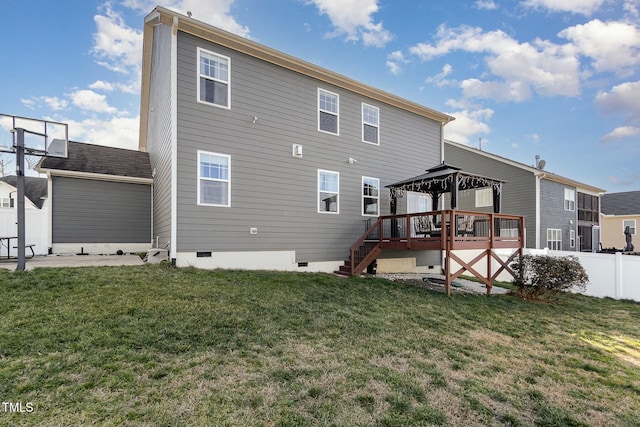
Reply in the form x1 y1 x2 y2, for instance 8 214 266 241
198 48 230 108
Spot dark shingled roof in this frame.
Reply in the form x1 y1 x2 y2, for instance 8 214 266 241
0 175 48 209
39 141 152 179
601 191 640 216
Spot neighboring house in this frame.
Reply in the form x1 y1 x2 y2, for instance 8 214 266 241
0 175 48 256
37 141 153 255
138 7 455 271
444 140 605 252
600 191 640 250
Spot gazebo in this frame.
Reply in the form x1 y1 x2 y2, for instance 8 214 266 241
387 162 504 214
339 162 525 295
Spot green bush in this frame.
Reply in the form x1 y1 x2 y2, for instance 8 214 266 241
511 255 588 300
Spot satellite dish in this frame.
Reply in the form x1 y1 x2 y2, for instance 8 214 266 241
537 159 546 170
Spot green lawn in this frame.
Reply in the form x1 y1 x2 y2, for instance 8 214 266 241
1 265 639 426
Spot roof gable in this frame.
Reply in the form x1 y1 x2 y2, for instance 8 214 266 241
38 141 152 180
444 139 605 194
0 175 48 209
601 191 640 215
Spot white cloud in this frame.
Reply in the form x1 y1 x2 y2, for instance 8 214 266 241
601 126 640 143
425 64 454 87
89 80 115 91
122 0 250 37
475 0 498 10
522 0 607 15
92 3 144 75
559 19 640 76
69 90 118 114
595 80 640 121
66 116 141 149
443 108 494 144
410 25 580 101
386 50 407 75
20 96 68 111
308 0 393 47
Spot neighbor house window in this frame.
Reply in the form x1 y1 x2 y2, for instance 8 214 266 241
570 229 576 248
0 197 10 208
623 219 636 234
318 170 339 213
318 89 339 134
198 151 230 206
547 228 562 250
198 48 230 108
564 188 575 211
362 176 380 216
362 103 379 144
475 188 493 208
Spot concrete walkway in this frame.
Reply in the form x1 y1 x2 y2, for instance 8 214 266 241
0 254 145 271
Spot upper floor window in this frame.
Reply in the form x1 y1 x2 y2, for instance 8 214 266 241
362 103 379 145
198 151 230 206
318 169 339 213
318 89 339 135
0 197 11 208
362 176 380 216
623 219 636 235
564 188 575 211
198 48 230 108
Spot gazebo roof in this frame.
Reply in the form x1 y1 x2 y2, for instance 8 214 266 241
387 162 505 197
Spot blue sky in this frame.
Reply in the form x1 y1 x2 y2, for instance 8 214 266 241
1 0 639 193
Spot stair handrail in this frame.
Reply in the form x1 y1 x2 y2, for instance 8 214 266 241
349 217 383 275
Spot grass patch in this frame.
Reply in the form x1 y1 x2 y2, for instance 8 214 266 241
1 265 639 426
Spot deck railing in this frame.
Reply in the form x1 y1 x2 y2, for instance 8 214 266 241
349 210 524 275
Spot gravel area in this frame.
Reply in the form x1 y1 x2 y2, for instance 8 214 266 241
373 273 510 295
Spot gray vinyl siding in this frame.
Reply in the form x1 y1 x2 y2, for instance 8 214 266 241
174 31 442 262
52 177 151 243
146 24 173 249
444 142 537 248
539 180 576 250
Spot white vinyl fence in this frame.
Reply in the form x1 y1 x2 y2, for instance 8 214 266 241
0 207 49 257
451 248 640 302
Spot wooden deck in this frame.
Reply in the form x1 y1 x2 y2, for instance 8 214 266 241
341 210 525 295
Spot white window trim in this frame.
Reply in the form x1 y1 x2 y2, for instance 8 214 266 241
564 188 575 211
475 188 493 208
362 176 380 217
547 228 562 250
197 150 231 207
197 47 231 109
362 103 380 145
623 219 636 235
570 229 576 248
318 88 339 135
0 197 11 208
318 169 339 214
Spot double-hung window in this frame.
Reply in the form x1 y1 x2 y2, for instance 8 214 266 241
318 89 339 134
198 151 230 206
198 48 230 108
362 176 380 216
564 188 575 211
362 103 379 144
318 170 339 213
475 188 493 208
0 197 10 208
547 228 562 250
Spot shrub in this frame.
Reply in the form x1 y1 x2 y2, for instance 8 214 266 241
511 255 588 301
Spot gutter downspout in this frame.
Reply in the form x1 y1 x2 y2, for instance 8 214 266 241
170 15 179 265
535 174 541 249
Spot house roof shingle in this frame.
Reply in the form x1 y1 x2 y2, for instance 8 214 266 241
38 141 152 180
0 175 48 209
601 191 640 216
